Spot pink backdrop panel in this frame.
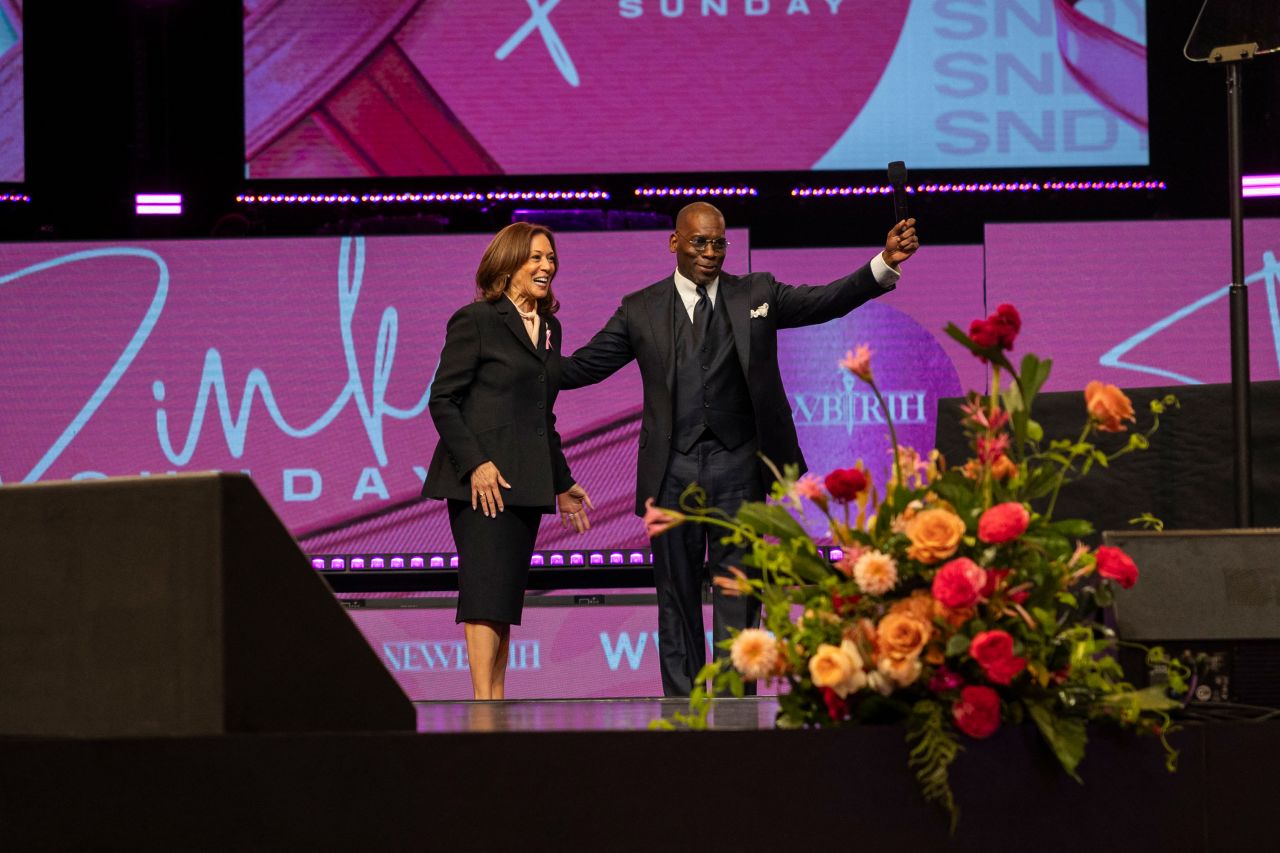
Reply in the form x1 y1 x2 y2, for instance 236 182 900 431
984 219 1280 391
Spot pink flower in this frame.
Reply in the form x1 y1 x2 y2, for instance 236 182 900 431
1095 545 1139 589
960 399 1010 433
928 665 964 693
791 474 827 503
952 685 1002 739
969 630 1027 685
977 502 1031 545
642 498 684 539
976 433 1011 464
840 344 873 382
931 558 987 609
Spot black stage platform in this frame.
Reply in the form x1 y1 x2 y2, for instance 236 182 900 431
2 698 1278 852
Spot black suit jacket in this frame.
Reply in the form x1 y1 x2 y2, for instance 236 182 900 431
561 266 892 515
421 299 574 511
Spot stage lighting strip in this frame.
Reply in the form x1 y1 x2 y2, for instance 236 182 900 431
1243 175 1280 198
790 180 1168 197
0 193 31 203
309 546 850 572
633 186 758 198
235 190 610 205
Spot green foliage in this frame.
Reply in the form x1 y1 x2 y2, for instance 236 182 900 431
907 701 963 832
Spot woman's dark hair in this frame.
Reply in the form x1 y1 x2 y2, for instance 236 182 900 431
474 221 559 314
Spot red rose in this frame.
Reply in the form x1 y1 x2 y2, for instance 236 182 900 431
823 468 868 503
931 558 986 609
969 630 1027 685
830 592 861 614
820 686 849 721
978 502 1030 545
990 303 1021 349
1095 545 1139 589
968 318 1001 349
952 685 1001 738
980 568 1011 599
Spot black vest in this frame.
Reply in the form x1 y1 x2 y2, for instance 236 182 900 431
672 288 755 453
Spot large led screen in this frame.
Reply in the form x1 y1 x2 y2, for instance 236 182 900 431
1 229 972 554
244 0 1149 178
0 0 22 182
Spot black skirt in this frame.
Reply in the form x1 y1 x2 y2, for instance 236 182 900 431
448 499 543 626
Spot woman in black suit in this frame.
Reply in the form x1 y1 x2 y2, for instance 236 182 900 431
422 222 592 700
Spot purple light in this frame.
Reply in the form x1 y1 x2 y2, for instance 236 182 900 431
829 548 844 562
136 193 183 216
331 558 345 570
629 552 645 564
429 556 445 569
549 554 565 565
236 188 608 206
589 553 604 565
0 193 31 203
791 178 1165 197
450 555 459 568
410 556 425 569
634 186 757 197
310 557 325 570
390 557 405 569
531 554 545 566
370 557 385 570
569 553 585 566
609 552 624 565
350 557 366 570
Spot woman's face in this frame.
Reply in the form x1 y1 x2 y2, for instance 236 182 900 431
507 233 556 308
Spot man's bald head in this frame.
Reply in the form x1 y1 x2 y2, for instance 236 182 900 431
670 202 728 286
675 202 725 233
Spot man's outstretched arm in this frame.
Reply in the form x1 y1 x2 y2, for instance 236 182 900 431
560 305 637 390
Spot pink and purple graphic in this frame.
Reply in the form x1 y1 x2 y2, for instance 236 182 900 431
0 0 22 182
244 0 1149 178
348 601 739 700
984 219 1280 391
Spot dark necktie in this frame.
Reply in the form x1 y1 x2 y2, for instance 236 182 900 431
694 284 712 347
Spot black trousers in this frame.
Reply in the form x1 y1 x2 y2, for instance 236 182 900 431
652 434 765 697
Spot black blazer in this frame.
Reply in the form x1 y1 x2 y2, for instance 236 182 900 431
421 299 574 511
561 266 892 515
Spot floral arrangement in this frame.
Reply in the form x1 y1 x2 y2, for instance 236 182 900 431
649 304 1186 827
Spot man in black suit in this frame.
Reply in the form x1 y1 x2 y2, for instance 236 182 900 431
561 202 918 696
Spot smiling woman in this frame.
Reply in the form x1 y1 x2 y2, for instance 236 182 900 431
421 222 594 700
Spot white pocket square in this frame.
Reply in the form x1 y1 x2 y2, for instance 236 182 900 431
750 302 769 319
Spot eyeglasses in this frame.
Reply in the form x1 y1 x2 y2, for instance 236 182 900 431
681 235 729 252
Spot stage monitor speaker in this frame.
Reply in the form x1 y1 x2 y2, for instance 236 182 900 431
1106 529 1280 708
0 473 415 737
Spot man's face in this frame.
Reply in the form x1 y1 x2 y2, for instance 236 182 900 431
670 209 727 286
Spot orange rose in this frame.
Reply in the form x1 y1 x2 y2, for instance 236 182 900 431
877 611 932 662
905 507 966 564
889 589 935 625
1084 381 1135 433
808 643 866 697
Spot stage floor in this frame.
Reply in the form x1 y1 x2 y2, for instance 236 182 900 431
414 696 779 732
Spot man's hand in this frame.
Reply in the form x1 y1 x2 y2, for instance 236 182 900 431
470 461 511 517
557 483 595 533
881 218 919 268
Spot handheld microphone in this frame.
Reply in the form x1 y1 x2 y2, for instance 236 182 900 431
887 160 909 224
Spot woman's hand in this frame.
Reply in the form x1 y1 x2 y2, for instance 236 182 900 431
557 483 595 533
470 461 511 517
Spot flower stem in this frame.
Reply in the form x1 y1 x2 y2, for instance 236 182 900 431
869 380 903 493
1044 422 1093 521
